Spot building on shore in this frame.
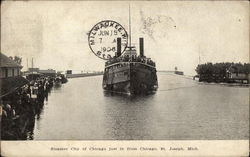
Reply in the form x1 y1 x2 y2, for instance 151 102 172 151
227 66 250 83
0 53 22 78
0 53 29 98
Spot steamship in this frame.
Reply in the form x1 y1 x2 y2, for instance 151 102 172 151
102 38 158 95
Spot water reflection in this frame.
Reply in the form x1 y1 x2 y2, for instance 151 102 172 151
103 91 156 139
103 90 156 99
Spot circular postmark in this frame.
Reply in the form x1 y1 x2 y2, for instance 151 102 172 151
88 20 128 60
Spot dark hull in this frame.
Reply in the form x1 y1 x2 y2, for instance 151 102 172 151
103 62 158 95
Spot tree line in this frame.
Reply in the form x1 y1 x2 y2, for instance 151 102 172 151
195 62 250 83
196 62 250 76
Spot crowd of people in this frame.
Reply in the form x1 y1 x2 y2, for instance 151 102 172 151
1 76 55 140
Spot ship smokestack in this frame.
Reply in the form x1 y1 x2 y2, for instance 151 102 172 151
117 37 121 57
139 38 144 57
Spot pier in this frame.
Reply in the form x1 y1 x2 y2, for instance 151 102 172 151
0 53 68 139
1 76 56 140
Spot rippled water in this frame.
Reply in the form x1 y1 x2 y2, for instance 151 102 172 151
33 73 249 140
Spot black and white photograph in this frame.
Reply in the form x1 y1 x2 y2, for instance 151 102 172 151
0 1 249 156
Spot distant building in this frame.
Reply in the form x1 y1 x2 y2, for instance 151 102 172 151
57 71 63 74
39 69 56 77
28 68 39 73
227 66 250 83
25 68 56 77
0 53 29 97
174 67 184 75
66 70 72 74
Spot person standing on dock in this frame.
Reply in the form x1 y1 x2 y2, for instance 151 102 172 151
44 80 49 101
27 85 32 98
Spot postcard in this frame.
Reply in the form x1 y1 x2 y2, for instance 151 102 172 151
1 1 249 156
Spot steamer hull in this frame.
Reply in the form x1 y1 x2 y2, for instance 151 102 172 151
103 62 158 95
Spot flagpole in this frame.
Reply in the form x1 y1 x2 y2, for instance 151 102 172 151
128 4 132 80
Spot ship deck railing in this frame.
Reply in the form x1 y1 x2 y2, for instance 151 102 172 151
105 56 156 67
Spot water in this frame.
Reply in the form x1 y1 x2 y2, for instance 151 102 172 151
33 73 249 140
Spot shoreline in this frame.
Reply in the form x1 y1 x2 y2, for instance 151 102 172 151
197 81 250 88
158 73 250 87
66 73 103 78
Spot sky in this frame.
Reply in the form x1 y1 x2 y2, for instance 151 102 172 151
1 1 249 75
